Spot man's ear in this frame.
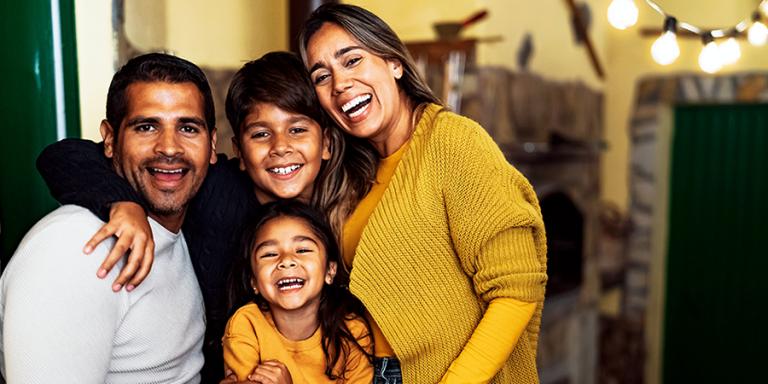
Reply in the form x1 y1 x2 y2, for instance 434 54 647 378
321 129 332 161
100 119 115 159
325 261 337 284
231 136 246 171
209 128 218 164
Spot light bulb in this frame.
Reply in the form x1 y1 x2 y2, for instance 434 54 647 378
748 20 768 46
719 37 741 65
651 31 680 65
699 39 722 74
607 0 639 30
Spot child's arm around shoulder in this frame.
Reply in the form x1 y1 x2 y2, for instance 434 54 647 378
222 304 264 381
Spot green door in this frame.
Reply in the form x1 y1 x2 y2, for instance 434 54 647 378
0 0 80 265
663 104 768 382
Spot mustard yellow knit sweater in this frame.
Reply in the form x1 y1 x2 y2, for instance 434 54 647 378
349 104 548 383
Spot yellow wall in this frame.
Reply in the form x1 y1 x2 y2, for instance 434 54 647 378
75 0 768 209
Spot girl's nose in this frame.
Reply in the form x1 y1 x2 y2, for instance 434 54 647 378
277 258 297 269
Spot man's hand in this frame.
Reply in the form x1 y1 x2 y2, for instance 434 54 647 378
248 360 293 384
84 201 155 292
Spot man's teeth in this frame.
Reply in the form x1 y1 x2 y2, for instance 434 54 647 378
277 278 305 290
151 168 183 174
269 165 301 175
341 94 371 113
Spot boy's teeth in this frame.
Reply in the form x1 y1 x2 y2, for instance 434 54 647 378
341 94 371 113
269 164 301 175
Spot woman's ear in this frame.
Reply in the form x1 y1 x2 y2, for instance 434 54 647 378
325 261 338 284
389 59 403 80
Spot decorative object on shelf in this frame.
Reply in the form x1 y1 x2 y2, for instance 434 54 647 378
607 0 768 73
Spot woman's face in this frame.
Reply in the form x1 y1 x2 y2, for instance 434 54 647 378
234 102 330 204
306 22 405 144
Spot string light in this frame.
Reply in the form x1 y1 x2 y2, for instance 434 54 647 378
748 12 768 46
651 17 679 65
607 0 638 30
608 0 767 71
699 33 722 74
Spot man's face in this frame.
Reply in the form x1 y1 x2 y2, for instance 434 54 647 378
102 81 217 229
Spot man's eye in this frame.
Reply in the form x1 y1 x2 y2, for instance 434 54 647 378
136 124 155 132
180 125 200 134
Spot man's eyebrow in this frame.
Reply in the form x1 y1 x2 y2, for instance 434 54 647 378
309 45 363 75
178 117 206 127
125 116 159 127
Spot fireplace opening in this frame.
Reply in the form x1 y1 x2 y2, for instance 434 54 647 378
541 191 584 296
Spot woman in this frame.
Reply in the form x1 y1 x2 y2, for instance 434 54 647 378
299 4 547 383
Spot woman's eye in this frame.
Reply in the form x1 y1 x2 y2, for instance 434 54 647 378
345 57 361 67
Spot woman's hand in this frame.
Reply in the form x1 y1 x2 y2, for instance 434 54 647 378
248 360 293 384
84 201 155 292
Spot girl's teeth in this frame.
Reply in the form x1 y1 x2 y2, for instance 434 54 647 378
269 165 301 175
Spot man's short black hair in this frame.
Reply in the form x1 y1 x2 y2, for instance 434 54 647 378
105 52 216 133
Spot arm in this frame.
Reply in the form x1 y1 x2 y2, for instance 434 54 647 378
440 117 547 382
36 138 153 291
222 311 263 382
343 318 374 384
1 209 123 382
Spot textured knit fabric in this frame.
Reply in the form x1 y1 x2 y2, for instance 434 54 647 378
222 303 373 383
0 205 205 383
36 139 260 382
342 141 409 358
349 103 548 383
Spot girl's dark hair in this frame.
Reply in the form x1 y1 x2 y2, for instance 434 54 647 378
299 3 441 107
224 51 378 236
228 200 372 380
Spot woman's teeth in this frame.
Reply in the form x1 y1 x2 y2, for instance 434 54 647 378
341 94 371 116
268 164 302 175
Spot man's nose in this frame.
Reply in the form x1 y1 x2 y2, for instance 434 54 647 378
155 128 183 157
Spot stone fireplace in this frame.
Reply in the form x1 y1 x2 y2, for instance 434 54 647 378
462 68 603 384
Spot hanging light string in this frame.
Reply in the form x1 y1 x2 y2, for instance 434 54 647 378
643 0 755 38
607 0 768 73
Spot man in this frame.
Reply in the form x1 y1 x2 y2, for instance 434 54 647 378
0 53 217 383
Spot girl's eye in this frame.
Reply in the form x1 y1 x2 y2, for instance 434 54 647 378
296 248 313 254
289 127 307 135
259 252 278 258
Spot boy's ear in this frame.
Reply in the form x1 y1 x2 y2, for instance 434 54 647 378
231 137 246 171
209 128 218 164
321 130 332 161
325 261 337 284
100 119 115 159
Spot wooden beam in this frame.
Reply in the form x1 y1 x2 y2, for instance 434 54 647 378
639 27 746 39
564 0 605 80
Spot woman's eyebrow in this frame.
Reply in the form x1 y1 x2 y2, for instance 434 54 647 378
309 45 363 74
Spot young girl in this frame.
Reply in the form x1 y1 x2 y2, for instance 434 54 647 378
35 51 378 383
224 200 372 383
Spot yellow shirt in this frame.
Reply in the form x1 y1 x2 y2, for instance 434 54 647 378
222 303 373 383
342 141 408 357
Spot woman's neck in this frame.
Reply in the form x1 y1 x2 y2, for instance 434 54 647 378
269 303 320 341
372 94 419 157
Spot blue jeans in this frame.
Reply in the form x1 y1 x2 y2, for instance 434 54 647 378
373 357 402 384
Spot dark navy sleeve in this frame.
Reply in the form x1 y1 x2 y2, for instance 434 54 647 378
36 138 145 222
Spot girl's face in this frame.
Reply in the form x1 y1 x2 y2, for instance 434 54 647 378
306 22 406 144
234 103 331 204
250 215 337 315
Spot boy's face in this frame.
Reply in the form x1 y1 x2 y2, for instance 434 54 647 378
234 103 330 204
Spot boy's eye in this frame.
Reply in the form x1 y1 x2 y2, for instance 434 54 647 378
289 127 307 135
313 73 330 85
250 131 270 139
